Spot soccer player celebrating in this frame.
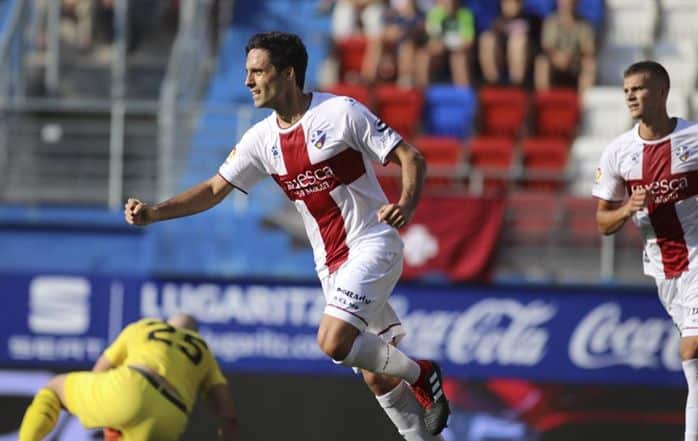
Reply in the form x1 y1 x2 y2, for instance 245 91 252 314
18 314 239 440
124 32 450 439
593 61 698 441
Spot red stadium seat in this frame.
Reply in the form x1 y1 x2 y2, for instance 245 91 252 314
375 85 424 139
533 89 580 137
336 36 367 81
478 87 529 137
561 195 601 246
504 190 560 244
521 136 570 191
324 83 373 109
413 136 464 192
467 135 516 193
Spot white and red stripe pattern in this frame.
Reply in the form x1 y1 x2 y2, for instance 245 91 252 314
273 125 366 272
219 92 404 277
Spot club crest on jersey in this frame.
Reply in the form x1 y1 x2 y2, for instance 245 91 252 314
594 167 602 183
675 145 691 162
310 130 327 149
271 144 279 157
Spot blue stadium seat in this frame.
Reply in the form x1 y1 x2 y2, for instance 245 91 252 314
575 0 604 30
422 85 477 139
465 0 501 33
523 0 555 18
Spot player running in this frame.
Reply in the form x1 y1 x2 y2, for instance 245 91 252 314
124 31 450 438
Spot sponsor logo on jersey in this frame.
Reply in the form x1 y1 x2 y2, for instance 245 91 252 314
631 177 689 204
226 148 237 161
375 118 388 133
283 165 336 198
594 167 602 183
309 130 327 149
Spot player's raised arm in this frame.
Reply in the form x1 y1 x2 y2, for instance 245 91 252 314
205 383 240 441
378 141 426 228
124 174 234 226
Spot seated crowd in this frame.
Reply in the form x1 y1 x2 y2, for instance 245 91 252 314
322 0 597 92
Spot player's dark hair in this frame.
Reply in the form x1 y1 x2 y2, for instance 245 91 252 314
623 61 671 89
245 32 308 90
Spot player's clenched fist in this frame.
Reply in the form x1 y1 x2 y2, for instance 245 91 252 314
625 188 649 217
124 198 154 226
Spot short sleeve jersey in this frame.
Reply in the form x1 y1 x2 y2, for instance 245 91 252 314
103 318 227 411
592 118 698 279
218 93 404 278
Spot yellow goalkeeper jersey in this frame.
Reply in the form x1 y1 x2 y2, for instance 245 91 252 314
103 318 227 411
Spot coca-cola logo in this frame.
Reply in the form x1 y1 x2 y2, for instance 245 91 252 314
403 299 555 366
569 303 680 371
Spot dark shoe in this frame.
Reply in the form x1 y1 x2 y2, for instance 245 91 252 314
411 360 450 435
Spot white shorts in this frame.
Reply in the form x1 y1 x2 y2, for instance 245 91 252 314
320 243 405 344
656 268 698 337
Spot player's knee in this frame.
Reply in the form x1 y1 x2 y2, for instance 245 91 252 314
44 374 67 405
46 375 62 392
681 337 698 361
317 331 349 360
316 328 354 361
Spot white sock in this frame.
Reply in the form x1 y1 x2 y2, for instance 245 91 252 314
340 332 421 383
684 359 698 441
377 381 446 441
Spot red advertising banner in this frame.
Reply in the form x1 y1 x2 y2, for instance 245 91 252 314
398 195 505 281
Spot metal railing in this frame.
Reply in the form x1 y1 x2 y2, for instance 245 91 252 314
158 0 220 200
0 0 231 207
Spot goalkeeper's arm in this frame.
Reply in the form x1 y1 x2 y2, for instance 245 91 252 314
206 383 239 441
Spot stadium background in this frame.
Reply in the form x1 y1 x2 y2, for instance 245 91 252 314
0 0 695 439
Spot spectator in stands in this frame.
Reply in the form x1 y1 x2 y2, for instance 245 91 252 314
323 0 387 83
534 0 596 92
478 0 531 86
382 0 427 86
65 0 95 52
94 0 114 53
419 0 475 86
29 0 95 52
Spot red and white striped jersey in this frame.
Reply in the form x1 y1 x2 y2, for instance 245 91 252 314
593 118 698 279
218 92 404 278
